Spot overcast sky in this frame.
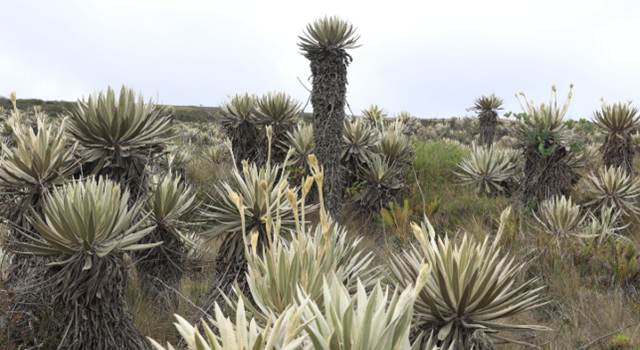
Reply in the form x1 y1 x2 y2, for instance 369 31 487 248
1 0 639 119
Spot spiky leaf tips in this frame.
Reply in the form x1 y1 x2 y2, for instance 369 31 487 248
389 208 549 349
342 117 378 184
514 85 577 205
455 143 518 195
201 162 301 238
362 104 387 131
0 117 77 221
200 161 315 310
298 16 360 56
299 16 359 218
66 86 173 199
375 122 414 167
534 195 584 237
472 94 503 145
298 274 424 350
17 177 155 350
584 165 640 219
354 154 405 215
238 223 379 321
136 173 197 305
218 93 262 165
254 92 302 163
149 299 306 350
593 102 640 173
283 123 315 175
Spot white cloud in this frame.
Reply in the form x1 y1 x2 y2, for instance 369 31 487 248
1 0 638 118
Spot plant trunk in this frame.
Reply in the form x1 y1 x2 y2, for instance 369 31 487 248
601 133 634 174
228 121 265 167
203 233 250 314
478 110 498 146
521 144 576 206
308 50 351 218
2 193 60 349
53 254 150 350
135 227 185 310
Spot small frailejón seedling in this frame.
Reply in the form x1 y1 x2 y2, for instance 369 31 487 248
375 122 414 168
455 143 518 195
582 206 628 245
389 208 549 349
533 195 585 237
593 101 640 174
299 16 360 217
16 178 157 350
297 273 428 350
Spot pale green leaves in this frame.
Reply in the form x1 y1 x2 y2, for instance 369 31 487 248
219 93 258 127
593 101 640 134
240 224 380 321
298 274 424 350
298 16 360 54
342 118 378 165
471 94 504 112
148 173 197 241
284 124 315 168
200 162 308 238
514 85 573 150
455 143 518 195
390 208 548 348
19 177 156 259
149 299 307 350
0 117 77 191
66 86 173 166
254 92 302 130
584 165 640 218
534 195 585 237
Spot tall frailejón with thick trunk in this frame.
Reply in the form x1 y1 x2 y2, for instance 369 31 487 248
299 16 360 217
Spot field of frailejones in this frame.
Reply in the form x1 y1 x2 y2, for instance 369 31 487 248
1 16 640 350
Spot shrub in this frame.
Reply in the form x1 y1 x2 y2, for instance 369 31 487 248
534 195 585 237
389 208 549 348
455 143 518 195
584 166 640 219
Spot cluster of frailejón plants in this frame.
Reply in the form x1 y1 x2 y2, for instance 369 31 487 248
6 13 640 350
0 86 179 349
153 156 547 349
218 92 303 166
